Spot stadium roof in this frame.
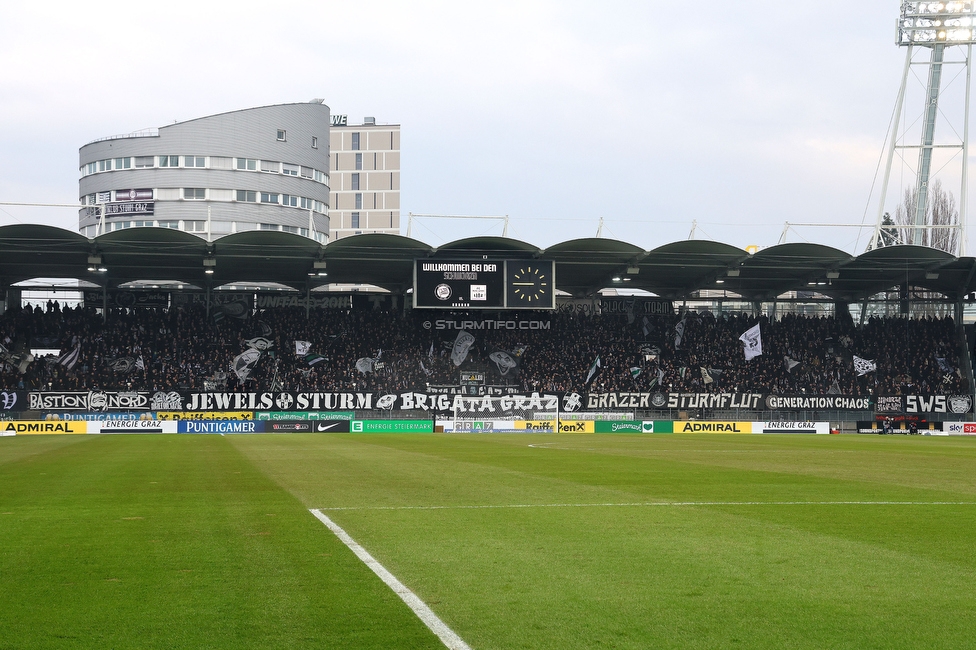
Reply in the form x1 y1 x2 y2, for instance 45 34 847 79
1 224 975 302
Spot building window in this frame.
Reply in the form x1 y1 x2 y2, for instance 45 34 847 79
259 223 278 230
300 197 314 210
355 193 362 209
277 129 286 141
260 192 279 204
184 156 206 168
260 160 279 173
311 136 318 149
355 153 362 170
282 163 299 176
185 221 206 232
114 157 131 169
351 132 360 150
314 170 326 183
282 194 298 207
99 159 112 172
84 162 97 175
351 173 360 190
282 225 298 234
236 190 257 202
134 156 154 168
236 158 257 171
351 212 360 228
301 166 313 178
158 156 178 167
158 221 179 229
183 188 206 200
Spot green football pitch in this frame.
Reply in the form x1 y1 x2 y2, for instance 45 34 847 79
2 433 976 649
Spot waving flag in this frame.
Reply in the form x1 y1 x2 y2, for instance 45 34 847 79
739 323 762 361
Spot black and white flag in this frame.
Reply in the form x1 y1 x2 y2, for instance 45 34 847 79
58 345 81 370
451 331 475 367
674 316 687 349
489 350 519 377
232 349 261 382
739 323 762 361
246 337 274 351
585 356 601 385
355 357 375 374
853 355 876 376
295 340 312 357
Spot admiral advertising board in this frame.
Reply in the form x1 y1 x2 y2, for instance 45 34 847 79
414 260 555 310
2 421 87 435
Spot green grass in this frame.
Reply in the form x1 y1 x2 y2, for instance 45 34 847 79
3 433 976 648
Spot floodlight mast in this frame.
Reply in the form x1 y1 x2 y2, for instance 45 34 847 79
872 1 976 253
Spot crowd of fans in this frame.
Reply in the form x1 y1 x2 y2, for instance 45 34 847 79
0 299 968 398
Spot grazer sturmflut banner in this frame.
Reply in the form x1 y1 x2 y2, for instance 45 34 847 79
576 393 874 412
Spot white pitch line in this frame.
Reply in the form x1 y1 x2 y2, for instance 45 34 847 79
317 501 976 512
309 508 472 650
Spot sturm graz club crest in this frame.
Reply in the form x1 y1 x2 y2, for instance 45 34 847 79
562 392 582 412
949 395 973 414
275 393 294 410
434 284 452 301
650 392 668 408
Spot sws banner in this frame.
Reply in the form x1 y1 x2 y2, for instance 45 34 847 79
875 394 973 414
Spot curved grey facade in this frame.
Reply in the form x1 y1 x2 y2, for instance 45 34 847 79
79 103 330 242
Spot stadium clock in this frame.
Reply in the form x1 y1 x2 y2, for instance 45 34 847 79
506 261 555 309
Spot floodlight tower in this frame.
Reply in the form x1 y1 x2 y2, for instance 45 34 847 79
872 1 976 254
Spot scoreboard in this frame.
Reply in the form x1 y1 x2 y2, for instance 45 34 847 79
414 260 555 309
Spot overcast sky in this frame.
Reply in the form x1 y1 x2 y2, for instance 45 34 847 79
0 1 964 254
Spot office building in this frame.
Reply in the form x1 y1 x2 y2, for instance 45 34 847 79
78 102 331 242
329 115 400 240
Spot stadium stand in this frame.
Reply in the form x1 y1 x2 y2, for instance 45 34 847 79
0 302 967 399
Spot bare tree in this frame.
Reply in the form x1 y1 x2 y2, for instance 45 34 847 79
893 181 959 254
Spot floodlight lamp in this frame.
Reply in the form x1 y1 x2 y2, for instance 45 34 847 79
899 0 976 44
612 276 621 282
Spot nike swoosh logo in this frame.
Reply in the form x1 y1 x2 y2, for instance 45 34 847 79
317 422 340 431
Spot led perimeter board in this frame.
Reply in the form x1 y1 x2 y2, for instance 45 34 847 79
414 260 555 309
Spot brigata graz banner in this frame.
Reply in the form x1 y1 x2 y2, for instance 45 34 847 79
21 390 963 414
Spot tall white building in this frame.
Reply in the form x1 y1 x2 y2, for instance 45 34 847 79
329 116 400 240
78 102 331 242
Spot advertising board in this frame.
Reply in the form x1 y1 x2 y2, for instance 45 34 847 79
89 420 178 433
3 421 88 435
349 420 434 433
